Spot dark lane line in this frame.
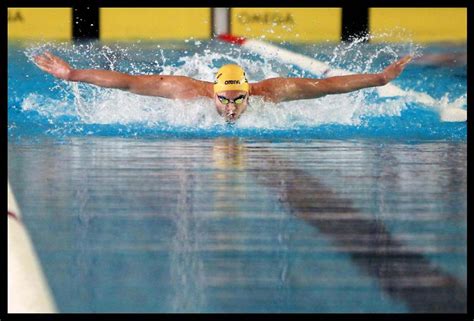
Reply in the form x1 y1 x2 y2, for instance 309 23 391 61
243 145 466 313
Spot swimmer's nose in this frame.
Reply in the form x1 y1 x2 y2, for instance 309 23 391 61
226 103 237 110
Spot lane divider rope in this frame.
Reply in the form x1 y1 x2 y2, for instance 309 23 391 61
217 34 467 122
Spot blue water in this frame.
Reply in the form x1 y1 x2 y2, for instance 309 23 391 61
8 39 466 141
8 40 467 313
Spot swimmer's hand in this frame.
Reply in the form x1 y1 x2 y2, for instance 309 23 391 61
380 55 412 84
33 52 73 80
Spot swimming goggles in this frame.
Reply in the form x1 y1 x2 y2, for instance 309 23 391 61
217 94 247 105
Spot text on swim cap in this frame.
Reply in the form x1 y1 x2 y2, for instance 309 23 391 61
225 80 241 85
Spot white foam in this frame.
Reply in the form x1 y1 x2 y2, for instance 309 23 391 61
22 87 410 130
21 41 466 130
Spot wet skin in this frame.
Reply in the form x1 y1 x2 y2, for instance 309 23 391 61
33 52 413 123
213 90 249 123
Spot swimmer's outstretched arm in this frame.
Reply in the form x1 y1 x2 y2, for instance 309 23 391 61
251 56 412 103
33 52 213 99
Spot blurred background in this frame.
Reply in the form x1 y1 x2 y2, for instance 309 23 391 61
7 7 467 44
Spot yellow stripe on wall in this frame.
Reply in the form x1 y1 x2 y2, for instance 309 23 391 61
231 8 341 43
100 8 211 40
370 8 467 43
8 8 72 40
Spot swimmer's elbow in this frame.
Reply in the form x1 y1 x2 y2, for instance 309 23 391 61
127 76 158 95
378 73 389 86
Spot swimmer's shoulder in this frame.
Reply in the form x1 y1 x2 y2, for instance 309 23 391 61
249 82 279 103
249 82 268 97
197 80 214 98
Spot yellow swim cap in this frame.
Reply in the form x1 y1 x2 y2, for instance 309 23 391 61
213 64 249 94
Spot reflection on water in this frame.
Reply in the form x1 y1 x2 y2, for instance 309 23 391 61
8 137 466 312
240 140 466 313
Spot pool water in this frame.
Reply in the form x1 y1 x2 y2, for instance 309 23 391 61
7 39 467 313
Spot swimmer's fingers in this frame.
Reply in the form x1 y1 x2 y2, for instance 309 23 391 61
34 54 51 63
33 52 72 79
382 55 413 82
44 51 55 60
34 56 53 69
33 56 60 76
34 61 54 74
397 55 413 68
34 52 63 66
33 55 53 70
35 52 70 68
33 52 53 63
44 51 65 64
386 55 412 71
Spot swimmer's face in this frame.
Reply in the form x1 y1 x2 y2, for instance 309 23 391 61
214 90 249 123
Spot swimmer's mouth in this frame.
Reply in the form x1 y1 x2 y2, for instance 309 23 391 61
226 113 237 121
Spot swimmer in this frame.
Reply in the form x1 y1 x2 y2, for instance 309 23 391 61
33 52 412 123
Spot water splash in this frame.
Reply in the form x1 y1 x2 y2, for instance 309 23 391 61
10 40 466 140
